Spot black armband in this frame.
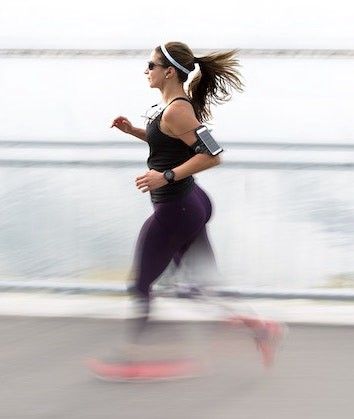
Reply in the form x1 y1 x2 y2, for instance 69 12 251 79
190 138 211 155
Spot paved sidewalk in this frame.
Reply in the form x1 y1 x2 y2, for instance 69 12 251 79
1 316 353 419
1 291 354 325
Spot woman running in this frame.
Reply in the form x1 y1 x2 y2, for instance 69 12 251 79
114 41 242 317
88 42 283 380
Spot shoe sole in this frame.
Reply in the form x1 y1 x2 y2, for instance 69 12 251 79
85 358 204 383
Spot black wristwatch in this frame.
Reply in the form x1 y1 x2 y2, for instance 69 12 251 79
163 169 175 184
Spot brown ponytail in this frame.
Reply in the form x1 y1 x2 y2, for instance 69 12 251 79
156 42 244 123
189 50 244 122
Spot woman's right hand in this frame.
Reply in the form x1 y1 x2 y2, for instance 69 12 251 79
111 116 133 134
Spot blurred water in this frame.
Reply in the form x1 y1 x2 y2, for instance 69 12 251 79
1 55 354 289
1 164 354 289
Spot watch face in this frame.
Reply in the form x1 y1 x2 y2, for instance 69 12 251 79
164 170 175 182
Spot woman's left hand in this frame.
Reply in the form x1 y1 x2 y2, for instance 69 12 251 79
135 169 167 193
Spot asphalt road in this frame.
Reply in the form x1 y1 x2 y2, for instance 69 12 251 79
1 316 353 419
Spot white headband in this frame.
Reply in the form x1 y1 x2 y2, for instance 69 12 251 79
161 44 191 75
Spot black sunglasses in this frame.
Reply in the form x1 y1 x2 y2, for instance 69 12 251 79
147 61 166 70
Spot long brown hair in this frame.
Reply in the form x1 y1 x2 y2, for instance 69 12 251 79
156 41 243 122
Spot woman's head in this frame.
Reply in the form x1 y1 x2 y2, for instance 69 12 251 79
147 41 244 122
155 42 196 83
145 42 195 90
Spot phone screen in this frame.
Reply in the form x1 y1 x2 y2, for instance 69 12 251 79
196 127 223 156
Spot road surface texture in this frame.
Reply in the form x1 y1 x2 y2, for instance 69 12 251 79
1 316 353 419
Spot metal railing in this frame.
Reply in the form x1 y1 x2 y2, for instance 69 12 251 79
0 280 353 301
1 48 354 59
2 140 354 150
1 139 354 170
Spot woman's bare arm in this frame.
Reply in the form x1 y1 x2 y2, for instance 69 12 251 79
111 116 147 141
162 101 221 180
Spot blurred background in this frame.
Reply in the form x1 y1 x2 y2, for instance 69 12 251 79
1 0 354 291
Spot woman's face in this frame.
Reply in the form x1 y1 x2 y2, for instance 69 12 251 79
145 51 168 89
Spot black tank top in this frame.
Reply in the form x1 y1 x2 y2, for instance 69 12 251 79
146 97 195 203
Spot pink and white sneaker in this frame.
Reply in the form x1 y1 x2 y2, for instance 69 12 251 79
253 320 286 367
86 357 203 382
227 315 287 367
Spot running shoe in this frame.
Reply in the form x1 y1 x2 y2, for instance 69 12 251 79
226 315 287 368
253 320 286 367
86 357 202 382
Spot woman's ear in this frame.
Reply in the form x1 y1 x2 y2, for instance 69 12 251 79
165 67 175 79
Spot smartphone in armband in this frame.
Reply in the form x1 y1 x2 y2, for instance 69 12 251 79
195 126 223 156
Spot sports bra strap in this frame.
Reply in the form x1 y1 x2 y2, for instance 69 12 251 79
168 97 191 106
159 97 193 118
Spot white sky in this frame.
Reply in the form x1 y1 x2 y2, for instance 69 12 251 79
1 0 353 143
0 0 354 49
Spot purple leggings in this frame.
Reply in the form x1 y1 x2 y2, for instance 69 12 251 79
132 184 216 299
